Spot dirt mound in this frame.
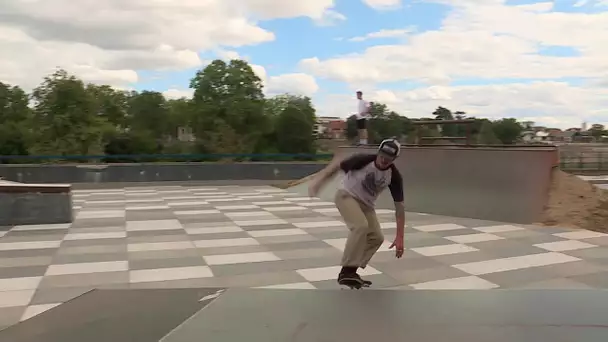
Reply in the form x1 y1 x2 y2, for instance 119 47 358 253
540 168 608 232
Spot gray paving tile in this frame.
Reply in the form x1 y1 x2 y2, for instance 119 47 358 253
286 216 342 224
3 229 67 237
304 229 349 240
176 214 231 224
209 257 339 277
29 287 95 305
569 271 608 288
561 247 608 260
52 252 129 264
430 228 481 237
127 229 185 237
0 306 25 330
430 250 497 266
82 203 126 210
56 244 127 255
478 267 557 287
129 256 206 270
382 265 472 285
373 255 445 273
188 231 251 241
0 265 48 279
255 234 318 245
0 248 58 258
70 218 126 229
494 230 566 243
126 210 177 221
513 278 594 289
264 240 334 252
269 210 323 219
370 249 423 263
126 234 190 243
401 236 454 249
68 226 125 234
582 236 608 246
38 271 129 289
466 239 549 258
59 238 126 248
238 224 297 232
196 244 269 256
272 247 342 260
128 248 203 261
0 234 65 242
0 256 53 268
538 260 608 278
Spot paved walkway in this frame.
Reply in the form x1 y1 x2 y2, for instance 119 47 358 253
2 184 608 329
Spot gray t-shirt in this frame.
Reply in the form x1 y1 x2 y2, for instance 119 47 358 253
338 153 404 208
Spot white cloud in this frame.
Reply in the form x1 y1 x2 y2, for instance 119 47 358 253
348 27 416 41
163 88 194 100
253 65 319 96
0 0 339 90
300 2 608 128
363 0 402 11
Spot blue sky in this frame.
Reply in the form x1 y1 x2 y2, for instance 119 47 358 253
123 0 608 128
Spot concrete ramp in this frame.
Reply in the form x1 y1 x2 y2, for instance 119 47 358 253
290 145 558 224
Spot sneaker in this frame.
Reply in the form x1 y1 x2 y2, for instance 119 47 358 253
337 272 364 286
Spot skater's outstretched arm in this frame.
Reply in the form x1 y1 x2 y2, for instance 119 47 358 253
388 166 405 258
308 153 374 197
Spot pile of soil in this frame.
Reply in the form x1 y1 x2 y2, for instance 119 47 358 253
540 168 608 232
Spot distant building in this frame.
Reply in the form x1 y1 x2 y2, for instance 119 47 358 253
314 116 345 139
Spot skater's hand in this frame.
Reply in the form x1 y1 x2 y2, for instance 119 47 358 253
389 236 404 258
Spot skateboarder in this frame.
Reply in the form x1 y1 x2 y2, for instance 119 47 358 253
355 91 370 145
308 138 405 288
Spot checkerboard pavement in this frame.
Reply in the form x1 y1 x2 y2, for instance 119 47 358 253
2 184 608 328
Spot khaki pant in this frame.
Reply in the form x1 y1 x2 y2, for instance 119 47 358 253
334 189 384 268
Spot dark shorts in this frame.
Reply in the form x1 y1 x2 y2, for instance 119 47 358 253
356 118 366 129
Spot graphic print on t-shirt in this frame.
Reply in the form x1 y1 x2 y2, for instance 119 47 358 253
361 172 387 197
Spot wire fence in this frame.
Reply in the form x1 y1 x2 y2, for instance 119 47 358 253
559 151 608 171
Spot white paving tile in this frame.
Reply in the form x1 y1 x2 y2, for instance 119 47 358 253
296 266 381 282
126 219 183 231
413 224 467 232
263 206 308 212
204 251 280 265
215 205 260 210
126 205 170 210
286 197 321 201
194 237 260 248
174 210 221 215
257 282 316 290
0 276 42 291
375 209 394 214
224 211 275 218
239 195 274 199
248 228 308 237
293 221 345 229
412 244 478 256
534 240 597 252
185 226 244 235
255 188 287 193
10 223 71 231
76 210 125 219
64 232 127 240
205 198 243 202
252 201 292 205
130 266 213 283
452 252 581 276
313 208 340 214
20 303 61 321
444 233 504 244
125 199 163 203
553 230 608 240
0 241 62 251
0 290 35 308
128 241 195 252
232 219 288 226
323 238 393 252
298 201 336 207
46 261 129 276
191 192 229 196
473 225 525 233
411 276 499 290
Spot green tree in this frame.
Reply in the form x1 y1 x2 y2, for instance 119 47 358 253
30 69 110 155
189 59 268 153
477 120 501 144
432 106 457 137
492 118 523 144
275 104 315 154
0 82 32 160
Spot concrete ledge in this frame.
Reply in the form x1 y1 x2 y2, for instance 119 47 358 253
0 182 73 226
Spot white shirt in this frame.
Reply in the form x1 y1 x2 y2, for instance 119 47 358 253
356 99 370 120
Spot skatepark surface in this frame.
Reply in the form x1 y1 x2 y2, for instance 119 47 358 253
2 145 608 340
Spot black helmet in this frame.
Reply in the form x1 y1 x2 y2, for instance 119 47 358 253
378 138 401 159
